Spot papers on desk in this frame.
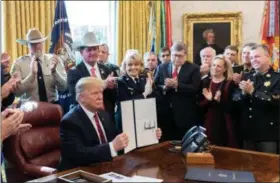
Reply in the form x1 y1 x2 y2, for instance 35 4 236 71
100 172 163 182
131 175 163 182
185 167 256 182
100 172 133 182
121 98 159 154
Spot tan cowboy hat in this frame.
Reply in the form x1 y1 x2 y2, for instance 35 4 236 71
73 31 101 51
16 28 48 45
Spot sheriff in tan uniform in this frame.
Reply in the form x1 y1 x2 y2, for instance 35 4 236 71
11 28 67 103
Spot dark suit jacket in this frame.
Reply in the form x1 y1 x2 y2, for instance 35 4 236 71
106 63 120 77
1 66 15 111
58 105 117 171
154 62 201 129
196 74 211 125
67 62 117 122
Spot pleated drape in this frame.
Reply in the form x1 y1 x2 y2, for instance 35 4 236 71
117 1 150 65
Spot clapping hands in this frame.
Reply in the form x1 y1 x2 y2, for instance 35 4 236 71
202 88 221 102
239 79 254 95
164 78 178 89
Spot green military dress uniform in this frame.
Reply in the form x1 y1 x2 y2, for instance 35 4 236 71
233 68 280 148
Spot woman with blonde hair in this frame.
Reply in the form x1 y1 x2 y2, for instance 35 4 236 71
199 54 237 147
115 49 154 132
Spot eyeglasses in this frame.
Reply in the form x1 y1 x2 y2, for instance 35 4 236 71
171 54 185 58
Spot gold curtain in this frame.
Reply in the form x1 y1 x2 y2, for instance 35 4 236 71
3 1 56 63
117 1 150 65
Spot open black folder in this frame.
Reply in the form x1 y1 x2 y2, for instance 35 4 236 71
185 167 255 182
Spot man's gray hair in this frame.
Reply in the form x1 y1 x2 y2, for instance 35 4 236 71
200 46 216 57
243 42 257 49
100 43 109 52
75 77 104 101
143 51 157 62
171 41 187 53
251 44 270 56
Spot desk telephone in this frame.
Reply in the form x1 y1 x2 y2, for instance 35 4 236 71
181 126 208 154
169 126 209 153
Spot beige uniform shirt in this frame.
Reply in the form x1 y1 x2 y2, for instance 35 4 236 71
11 54 67 103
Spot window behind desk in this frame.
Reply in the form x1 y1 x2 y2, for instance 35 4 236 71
65 1 117 64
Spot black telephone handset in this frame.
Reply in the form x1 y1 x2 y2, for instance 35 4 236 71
182 131 208 154
182 132 198 150
181 126 197 143
182 126 206 144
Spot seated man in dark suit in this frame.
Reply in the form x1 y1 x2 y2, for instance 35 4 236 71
59 77 162 171
155 42 201 141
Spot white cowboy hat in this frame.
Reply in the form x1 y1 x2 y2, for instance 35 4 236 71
73 32 101 51
16 28 48 45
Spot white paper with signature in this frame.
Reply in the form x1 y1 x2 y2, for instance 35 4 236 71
134 98 158 148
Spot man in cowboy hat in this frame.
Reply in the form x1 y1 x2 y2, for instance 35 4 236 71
10 28 67 104
67 31 117 123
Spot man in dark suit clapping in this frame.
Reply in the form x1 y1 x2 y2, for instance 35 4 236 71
155 42 201 141
67 32 117 123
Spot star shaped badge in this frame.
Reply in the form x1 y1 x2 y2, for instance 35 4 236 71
264 81 271 87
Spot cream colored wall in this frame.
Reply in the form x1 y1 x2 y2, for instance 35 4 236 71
171 1 265 45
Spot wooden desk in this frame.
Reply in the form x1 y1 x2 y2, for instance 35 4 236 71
29 142 279 182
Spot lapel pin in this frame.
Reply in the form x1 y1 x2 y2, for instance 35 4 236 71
264 81 271 87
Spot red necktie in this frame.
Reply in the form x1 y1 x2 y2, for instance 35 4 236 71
91 67 97 77
172 67 178 78
93 113 107 144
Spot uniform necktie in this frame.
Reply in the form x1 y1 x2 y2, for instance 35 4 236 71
36 58 48 102
93 113 107 144
172 67 178 78
134 78 141 90
91 67 97 77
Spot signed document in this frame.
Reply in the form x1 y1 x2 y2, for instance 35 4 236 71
121 98 159 154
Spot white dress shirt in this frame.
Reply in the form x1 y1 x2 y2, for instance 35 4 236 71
80 104 117 157
83 60 102 79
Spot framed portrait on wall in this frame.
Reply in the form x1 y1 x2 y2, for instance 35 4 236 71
183 12 242 64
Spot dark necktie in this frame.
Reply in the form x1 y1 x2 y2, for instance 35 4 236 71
36 58 48 102
134 78 141 90
93 113 107 144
